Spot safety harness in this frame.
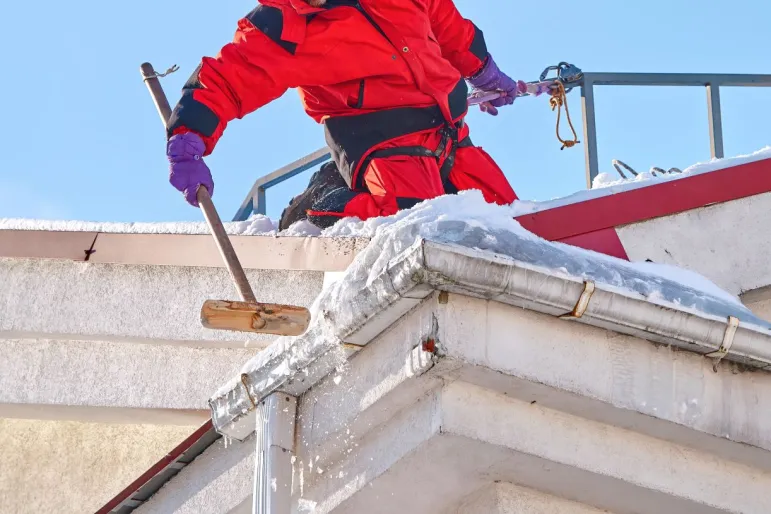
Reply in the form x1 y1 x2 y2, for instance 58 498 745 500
360 120 472 194
358 62 584 194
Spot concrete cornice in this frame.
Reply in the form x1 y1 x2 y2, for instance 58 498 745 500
210 235 771 441
0 229 370 271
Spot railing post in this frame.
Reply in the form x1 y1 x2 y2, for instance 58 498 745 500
706 84 725 159
581 79 600 188
255 187 267 216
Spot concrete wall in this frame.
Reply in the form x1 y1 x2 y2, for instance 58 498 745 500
0 338 257 413
440 294 771 455
116 289 771 514
134 433 255 514
617 192 771 297
747 297 771 321
0 418 196 514
456 483 611 514
0 253 327 511
293 292 771 513
0 257 324 347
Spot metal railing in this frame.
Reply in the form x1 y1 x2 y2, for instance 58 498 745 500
233 71 771 221
232 147 331 222
580 72 771 189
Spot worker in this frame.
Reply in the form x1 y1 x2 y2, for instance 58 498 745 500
166 0 531 230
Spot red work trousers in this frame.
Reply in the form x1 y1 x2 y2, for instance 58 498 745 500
339 123 517 220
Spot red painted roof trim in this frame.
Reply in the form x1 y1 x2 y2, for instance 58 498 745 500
515 158 771 241
94 420 216 514
557 228 630 261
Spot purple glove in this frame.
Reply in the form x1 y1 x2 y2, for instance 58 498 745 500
167 132 213 207
468 54 527 116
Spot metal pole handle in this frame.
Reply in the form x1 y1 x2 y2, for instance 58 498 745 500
140 62 257 304
467 91 504 106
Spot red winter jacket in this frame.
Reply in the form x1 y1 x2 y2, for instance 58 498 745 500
167 0 490 189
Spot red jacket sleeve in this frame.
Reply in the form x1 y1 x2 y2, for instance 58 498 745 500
427 0 490 78
167 6 308 155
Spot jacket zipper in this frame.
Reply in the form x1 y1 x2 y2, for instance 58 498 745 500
349 2 397 110
354 79 365 108
353 2 393 47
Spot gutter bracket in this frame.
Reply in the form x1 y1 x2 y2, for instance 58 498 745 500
560 281 596 319
706 316 740 372
241 373 258 409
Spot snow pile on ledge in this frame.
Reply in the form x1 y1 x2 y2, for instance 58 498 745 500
593 146 771 189
0 214 281 236
212 188 769 404
321 190 744 308
684 145 771 174
513 146 771 216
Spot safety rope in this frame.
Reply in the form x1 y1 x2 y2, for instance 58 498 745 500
549 81 580 150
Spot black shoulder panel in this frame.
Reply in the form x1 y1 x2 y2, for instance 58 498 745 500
166 90 220 138
469 23 488 61
245 5 298 55
165 63 220 138
183 64 204 90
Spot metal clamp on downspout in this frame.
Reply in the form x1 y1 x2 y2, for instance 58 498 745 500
706 316 740 372
560 281 596 319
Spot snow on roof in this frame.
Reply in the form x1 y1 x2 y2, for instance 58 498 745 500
210 189 771 437
3 147 769 237
0 214 321 237
511 146 771 216
322 189 746 308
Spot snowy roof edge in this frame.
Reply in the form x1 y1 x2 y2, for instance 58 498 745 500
208 237 771 441
0 229 369 272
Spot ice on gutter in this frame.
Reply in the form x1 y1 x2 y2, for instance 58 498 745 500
209 190 771 440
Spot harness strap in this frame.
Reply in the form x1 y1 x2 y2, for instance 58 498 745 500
364 146 438 160
361 123 472 194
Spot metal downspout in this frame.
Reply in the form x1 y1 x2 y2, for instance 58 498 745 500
253 393 298 514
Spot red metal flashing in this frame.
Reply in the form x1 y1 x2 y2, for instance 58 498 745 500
95 421 218 513
557 228 630 261
516 158 771 242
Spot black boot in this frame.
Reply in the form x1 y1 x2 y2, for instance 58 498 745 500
279 161 349 231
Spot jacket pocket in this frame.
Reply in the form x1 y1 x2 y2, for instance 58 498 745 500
347 80 366 109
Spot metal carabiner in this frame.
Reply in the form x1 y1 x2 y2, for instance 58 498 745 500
540 62 584 93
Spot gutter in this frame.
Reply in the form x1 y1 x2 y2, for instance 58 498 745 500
95 421 220 513
209 233 771 441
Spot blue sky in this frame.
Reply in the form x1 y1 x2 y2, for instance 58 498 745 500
1 0 769 223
